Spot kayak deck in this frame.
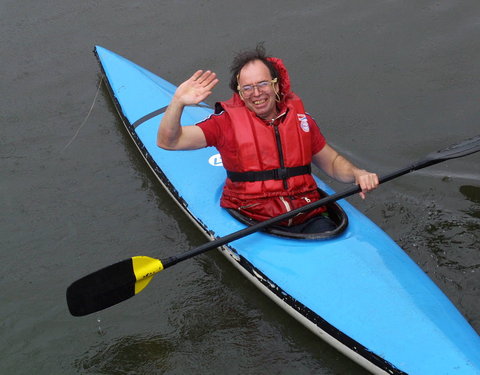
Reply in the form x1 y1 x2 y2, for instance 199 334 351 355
95 45 480 375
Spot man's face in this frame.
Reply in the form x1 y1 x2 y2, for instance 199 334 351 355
237 60 279 120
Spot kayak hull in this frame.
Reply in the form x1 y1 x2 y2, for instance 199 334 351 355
94 46 480 375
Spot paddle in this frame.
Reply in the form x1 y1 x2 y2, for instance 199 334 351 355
67 135 480 317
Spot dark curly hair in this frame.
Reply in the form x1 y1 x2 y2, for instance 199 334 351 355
229 43 279 92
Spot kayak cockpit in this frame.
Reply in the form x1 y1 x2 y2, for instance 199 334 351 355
226 189 348 240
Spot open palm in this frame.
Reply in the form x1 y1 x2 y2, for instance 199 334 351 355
175 70 219 106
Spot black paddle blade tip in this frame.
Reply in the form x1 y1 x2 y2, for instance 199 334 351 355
429 134 480 161
66 259 136 317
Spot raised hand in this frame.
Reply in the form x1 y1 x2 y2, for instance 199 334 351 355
173 70 219 106
158 70 218 150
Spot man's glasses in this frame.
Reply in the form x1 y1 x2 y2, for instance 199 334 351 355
238 78 277 97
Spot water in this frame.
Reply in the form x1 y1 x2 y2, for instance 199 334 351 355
1 1 479 374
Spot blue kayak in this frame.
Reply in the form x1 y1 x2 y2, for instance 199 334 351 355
94 46 480 375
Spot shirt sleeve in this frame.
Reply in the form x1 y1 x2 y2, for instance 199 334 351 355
195 112 226 148
307 114 327 154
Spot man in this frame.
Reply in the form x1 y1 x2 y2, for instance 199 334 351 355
157 45 379 233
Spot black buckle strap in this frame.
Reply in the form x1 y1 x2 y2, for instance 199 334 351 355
227 165 311 182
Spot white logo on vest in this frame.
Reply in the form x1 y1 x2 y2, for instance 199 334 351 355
298 114 310 132
208 153 223 167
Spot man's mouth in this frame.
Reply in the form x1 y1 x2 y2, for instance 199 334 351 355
253 99 267 105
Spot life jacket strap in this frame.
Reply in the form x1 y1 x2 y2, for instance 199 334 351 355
226 165 311 182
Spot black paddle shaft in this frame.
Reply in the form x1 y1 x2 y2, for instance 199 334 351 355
161 135 480 269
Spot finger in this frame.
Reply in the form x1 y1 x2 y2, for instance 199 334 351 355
205 78 219 91
367 180 376 191
199 71 217 86
197 70 214 84
363 174 378 190
190 70 204 81
366 174 379 190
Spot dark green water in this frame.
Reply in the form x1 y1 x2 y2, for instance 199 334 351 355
1 1 479 374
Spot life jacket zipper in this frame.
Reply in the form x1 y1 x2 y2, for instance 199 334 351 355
238 203 259 210
272 122 288 190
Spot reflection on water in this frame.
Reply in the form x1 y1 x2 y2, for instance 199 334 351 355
460 185 480 218
74 335 176 374
424 212 479 271
380 191 479 271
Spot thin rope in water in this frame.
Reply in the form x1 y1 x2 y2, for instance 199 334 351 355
62 77 103 152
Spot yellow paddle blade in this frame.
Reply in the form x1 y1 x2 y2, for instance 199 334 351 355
132 256 164 294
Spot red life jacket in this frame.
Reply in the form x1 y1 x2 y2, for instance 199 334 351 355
218 93 326 225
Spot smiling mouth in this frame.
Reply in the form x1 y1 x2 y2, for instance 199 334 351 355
253 99 267 105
